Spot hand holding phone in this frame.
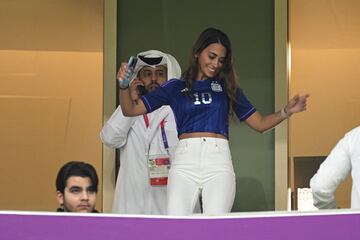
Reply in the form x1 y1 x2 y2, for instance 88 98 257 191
137 85 147 96
118 56 138 89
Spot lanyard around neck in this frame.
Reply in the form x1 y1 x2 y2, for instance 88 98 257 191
143 114 169 150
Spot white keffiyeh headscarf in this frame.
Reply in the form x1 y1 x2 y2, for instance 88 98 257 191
129 50 181 84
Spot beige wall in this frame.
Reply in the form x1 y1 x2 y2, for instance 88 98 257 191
289 0 360 156
289 0 360 208
0 0 104 211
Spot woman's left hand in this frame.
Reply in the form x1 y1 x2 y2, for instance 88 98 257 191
285 94 310 115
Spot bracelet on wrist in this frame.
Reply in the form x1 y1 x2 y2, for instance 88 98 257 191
281 107 290 119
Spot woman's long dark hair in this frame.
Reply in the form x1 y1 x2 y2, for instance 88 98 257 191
181 28 239 114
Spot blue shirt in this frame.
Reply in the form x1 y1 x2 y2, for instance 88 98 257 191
141 78 256 138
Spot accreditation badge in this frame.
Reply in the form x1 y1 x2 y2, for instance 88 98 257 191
147 154 171 186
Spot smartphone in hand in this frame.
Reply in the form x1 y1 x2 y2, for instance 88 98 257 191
137 85 147 96
126 56 138 80
127 56 138 71
118 56 138 89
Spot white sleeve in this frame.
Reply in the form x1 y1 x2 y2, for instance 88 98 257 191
100 106 137 148
310 134 352 209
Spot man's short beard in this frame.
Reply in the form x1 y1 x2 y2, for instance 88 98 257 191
148 84 160 92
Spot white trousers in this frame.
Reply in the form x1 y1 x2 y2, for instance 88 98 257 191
167 137 236 215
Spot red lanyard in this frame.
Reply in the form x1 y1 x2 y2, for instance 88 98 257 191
143 114 150 128
143 114 169 150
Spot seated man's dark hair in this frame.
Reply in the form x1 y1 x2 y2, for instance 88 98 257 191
56 161 98 194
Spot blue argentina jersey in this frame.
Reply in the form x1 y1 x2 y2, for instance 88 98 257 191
141 78 256 138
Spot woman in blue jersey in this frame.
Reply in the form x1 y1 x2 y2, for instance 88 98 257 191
118 28 309 215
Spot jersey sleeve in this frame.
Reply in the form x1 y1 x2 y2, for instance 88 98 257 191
140 79 175 113
232 88 256 121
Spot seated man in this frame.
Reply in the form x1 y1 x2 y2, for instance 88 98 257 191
310 125 360 209
56 161 99 213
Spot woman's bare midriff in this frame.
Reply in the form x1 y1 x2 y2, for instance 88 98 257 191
178 132 227 140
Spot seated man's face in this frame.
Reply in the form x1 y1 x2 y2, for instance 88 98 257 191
56 176 97 213
138 65 167 92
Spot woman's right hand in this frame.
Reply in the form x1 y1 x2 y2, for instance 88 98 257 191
117 62 131 89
